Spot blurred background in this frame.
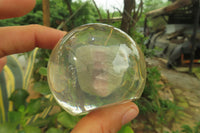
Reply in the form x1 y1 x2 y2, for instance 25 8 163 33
0 0 200 133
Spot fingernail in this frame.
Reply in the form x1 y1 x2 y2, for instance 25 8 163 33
122 107 138 125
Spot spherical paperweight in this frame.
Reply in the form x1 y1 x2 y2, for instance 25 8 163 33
47 23 146 115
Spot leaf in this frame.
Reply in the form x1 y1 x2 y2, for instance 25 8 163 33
0 55 24 123
194 121 200 133
38 67 47 76
24 48 39 90
118 124 134 133
44 58 49 62
30 118 50 127
18 130 26 133
30 115 56 127
8 111 22 126
0 70 8 123
46 128 63 133
57 111 81 129
181 125 193 133
25 96 54 125
6 56 24 90
18 105 26 113
33 81 51 95
9 89 29 110
20 48 40 125
26 99 41 115
0 123 17 133
24 126 41 133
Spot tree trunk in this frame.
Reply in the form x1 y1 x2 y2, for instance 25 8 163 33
42 0 50 27
121 0 134 34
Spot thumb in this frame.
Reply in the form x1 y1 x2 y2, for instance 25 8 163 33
71 102 139 133
0 57 7 72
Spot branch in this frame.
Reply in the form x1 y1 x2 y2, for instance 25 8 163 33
92 0 102 20
64 0 74 28
64 0 73 16
138 0 143 20
133 0 136 15
96 17 122 23
57 3 87 30
112 6 122 15
146 0 192 18
131 0 143 27
134 0 143 20
124 9 137 24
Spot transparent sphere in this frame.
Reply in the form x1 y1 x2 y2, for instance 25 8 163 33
47 23 146 115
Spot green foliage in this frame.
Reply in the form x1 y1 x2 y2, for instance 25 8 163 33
135 66 182 132
181 125 194 133
0 1 43 26
132 29 185 132
136 67 161 113
0 84 82 132
68 1 98 28
136 0 170 32
30 115 58 128
165 121 200 133
8 111 22 126
0 52 80 132
27 99 42 115
46 128 63 133
0 123 17 133
132 31 147 45
6 1 94 133
148 17 168 32
181 121 200 133
9 89 29 110
131 31 156 57
0 55 24 123
118 124 134 133
143 0 170 13
23 126 42 133
38 67 47 76
7 91 51 126
33 49 51 81
0 0 101 29
33 81 51 95
57 111 82 129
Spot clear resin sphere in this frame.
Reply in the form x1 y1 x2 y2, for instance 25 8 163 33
47 23 146 115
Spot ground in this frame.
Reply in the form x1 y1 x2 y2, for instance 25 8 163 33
134 57 200 133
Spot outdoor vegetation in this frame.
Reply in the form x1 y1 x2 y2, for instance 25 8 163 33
0 0 200 133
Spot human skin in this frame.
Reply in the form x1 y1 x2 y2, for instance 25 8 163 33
0 0 139 132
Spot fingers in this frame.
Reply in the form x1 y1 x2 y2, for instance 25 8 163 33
0 25 66 58
0 57 7 72
0 0 36 19
71 102 139 133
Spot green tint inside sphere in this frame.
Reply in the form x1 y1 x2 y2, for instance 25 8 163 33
47 23 146 115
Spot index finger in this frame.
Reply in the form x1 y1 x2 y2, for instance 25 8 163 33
0 0 36 19
0 25 66 57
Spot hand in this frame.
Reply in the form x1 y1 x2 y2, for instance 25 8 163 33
0 0 66 72
0 0 139 133
72 102 139 133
